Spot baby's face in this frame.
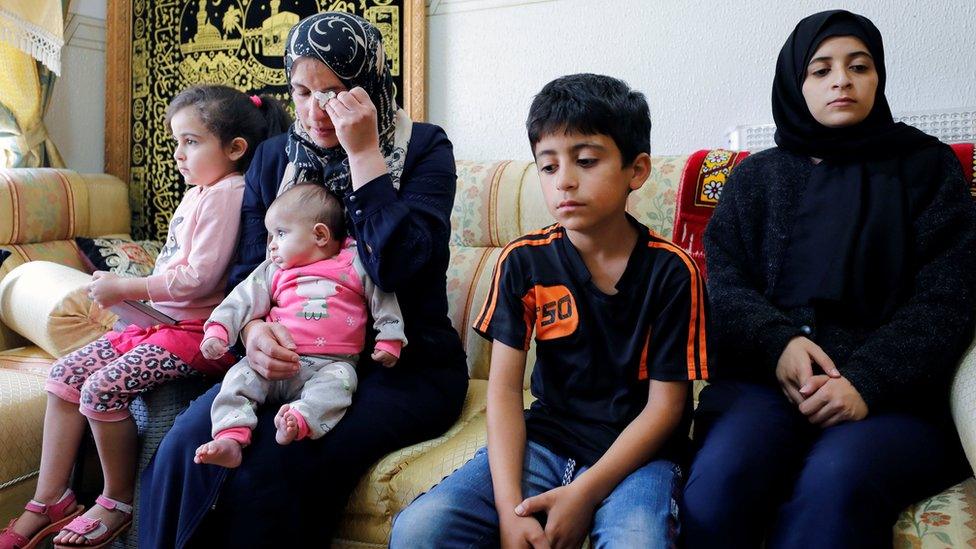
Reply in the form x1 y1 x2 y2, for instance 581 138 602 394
265 207 324 269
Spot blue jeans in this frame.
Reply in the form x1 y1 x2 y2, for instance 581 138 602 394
391 441 681 548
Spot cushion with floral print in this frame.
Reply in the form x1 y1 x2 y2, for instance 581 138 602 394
75 237 162 278
894 478 976 548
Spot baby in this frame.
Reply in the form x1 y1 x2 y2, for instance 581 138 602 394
194 184 406 468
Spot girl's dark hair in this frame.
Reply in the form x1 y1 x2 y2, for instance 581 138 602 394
527 73 651 166
165 85 291 171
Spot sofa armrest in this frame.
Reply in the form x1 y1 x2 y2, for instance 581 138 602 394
951 336 976 473
0 262 115 357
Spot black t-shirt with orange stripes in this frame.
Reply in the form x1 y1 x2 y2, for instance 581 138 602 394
473 215 710 466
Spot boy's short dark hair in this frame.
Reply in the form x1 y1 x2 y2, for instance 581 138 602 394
526 73 651 166
271 184 347 241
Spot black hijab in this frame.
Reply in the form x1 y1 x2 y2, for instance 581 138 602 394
282 12 412 197
770 10 944 327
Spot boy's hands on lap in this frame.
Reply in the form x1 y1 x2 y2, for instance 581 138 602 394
500 513 550 549
200 337 228 360
371 348 397 367
487 341 543 548
515 484 595 549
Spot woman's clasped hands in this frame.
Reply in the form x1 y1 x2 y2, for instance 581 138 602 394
776 336 868 427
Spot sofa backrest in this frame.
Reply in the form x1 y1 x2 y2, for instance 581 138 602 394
0 169 130 351
670 143 976 278
447 144 976 383
447 156 688 382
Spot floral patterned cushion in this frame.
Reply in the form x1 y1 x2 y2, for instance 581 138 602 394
894 478 976 547
75 236 162 278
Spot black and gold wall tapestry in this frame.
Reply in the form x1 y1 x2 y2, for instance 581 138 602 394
106 0 426 240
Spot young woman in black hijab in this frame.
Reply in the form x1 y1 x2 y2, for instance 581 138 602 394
681 10 976 548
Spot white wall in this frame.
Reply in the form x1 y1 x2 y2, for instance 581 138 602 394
68 0 106 21
427 0 976 161
44 0 976 171
44 0 106 172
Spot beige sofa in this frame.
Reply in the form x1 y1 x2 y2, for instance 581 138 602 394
0 169 130 521
1 156 974 548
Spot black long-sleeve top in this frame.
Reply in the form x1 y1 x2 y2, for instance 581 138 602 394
704 145 976 414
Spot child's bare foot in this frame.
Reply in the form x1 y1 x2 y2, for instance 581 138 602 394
274 404 299 445
194 439 242 468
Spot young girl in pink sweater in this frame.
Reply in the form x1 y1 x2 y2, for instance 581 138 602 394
0 85 289 549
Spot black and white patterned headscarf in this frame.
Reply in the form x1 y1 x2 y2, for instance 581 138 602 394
282 12 412 197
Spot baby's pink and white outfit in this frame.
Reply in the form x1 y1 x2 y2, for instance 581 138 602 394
45 174 244 421
205 238 406 444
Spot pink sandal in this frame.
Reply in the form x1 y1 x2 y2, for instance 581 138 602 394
0 489 85 549
52 495 132 549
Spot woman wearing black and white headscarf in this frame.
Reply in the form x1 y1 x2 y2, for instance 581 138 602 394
139 12 468 548
682 10 976 548
279 11 412 194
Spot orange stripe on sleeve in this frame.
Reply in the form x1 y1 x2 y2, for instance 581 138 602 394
473 225 562 333
637 326 652 380
647 235 708 380
521 287 536 350
694 273 708 379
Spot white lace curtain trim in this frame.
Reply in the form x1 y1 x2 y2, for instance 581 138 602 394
0 6 62 75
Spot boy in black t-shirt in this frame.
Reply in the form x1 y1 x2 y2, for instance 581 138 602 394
391 73 709 548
